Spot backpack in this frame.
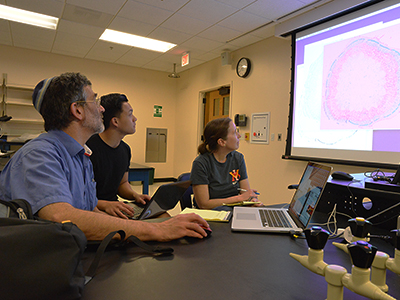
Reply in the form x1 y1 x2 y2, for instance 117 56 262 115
0 199 173 300
0 199 121 300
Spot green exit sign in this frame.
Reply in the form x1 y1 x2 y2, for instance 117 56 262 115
153 105 162 118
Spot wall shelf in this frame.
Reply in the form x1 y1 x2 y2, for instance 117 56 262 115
7 101 34 106
1 73 44 140
8 119 43 124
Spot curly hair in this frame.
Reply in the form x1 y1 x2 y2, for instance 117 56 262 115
35 72 91 131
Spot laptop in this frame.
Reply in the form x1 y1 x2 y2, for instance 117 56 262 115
124 180 191 220
231 162 332 233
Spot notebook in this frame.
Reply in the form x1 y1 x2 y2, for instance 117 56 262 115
124 180 191 220
231 162 332 233
180 208 232 222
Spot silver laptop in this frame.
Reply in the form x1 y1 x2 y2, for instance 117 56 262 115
231 162 332 233
124 180 191 220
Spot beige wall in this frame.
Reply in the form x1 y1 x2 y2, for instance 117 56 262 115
0 44 178 177
0 38 389 205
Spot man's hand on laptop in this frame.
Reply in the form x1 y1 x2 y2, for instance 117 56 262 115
134 193 151 205
96 200 135 219
155 213 210 241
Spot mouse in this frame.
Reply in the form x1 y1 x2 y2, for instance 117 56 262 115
331 171 354 181
201 225 212 238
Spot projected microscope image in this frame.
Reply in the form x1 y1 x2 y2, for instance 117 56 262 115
294 21 400 152
323 38 400 128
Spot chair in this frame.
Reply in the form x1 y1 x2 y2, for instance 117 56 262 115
177 172 197 210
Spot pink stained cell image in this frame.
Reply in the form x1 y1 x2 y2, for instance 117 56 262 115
323 38 400 128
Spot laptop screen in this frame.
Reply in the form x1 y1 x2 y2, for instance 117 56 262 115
288 162 332 228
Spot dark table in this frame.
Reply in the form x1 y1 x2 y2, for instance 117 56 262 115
81 212 400 300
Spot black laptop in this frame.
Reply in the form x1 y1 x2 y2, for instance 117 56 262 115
125 180 191 220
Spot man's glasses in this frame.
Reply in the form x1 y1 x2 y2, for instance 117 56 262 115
75 97 101 106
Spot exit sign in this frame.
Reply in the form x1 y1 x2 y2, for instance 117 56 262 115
182 52 189 66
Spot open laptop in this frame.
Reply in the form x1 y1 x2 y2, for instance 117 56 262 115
124 180 191 220
231 162 332 233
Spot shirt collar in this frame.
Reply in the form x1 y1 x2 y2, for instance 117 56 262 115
47 130 86 158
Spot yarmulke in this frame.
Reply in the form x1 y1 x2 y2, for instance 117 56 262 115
32 77 54 114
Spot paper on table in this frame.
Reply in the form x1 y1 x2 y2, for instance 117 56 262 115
180 208 231 222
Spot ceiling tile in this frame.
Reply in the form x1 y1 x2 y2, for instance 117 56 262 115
249 24 275 38
161 13 211 35
177 0 238 23
243 0 306 20
208 43 240 54
218 10 272 32
0 37 11 46
0 19 9 32
148 27 191 45
116 49 158 68
108 16 156 37
10 23 56 51
57 19 104 39
298 0 321 5
117 1 174 26
119 47 163 61
85 40 131 62
214 0 255 9
66 0 126 15
227 32 264 48
52 32 96 57
180 36 224 52
62 4 114 28
133 0 190 12
0 20 12 45
197 24 243 43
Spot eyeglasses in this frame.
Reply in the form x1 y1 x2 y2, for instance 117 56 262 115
75 97 101 106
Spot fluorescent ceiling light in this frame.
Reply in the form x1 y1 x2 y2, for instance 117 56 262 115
0 4 58 30
100 29 176 53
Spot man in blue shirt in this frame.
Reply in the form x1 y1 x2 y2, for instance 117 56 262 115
0 72 209 241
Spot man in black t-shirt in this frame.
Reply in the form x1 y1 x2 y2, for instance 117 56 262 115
86 93 151 219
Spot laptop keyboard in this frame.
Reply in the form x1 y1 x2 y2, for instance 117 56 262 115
133 207 144 219
259 209 292 228
123 201 144 219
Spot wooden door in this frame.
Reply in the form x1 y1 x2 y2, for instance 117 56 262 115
204 89 230 127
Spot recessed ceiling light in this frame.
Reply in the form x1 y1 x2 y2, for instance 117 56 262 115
100 29 176 53
0 4 58 30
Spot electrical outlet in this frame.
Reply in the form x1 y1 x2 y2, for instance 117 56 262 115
278 133 282 141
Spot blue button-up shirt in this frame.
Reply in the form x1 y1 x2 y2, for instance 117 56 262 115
0 130 97 214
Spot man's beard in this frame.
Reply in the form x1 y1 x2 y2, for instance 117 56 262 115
82 110 104 134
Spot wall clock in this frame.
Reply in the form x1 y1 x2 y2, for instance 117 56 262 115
236 57 251 78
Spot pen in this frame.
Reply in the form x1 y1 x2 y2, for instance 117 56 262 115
237 188 260 195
